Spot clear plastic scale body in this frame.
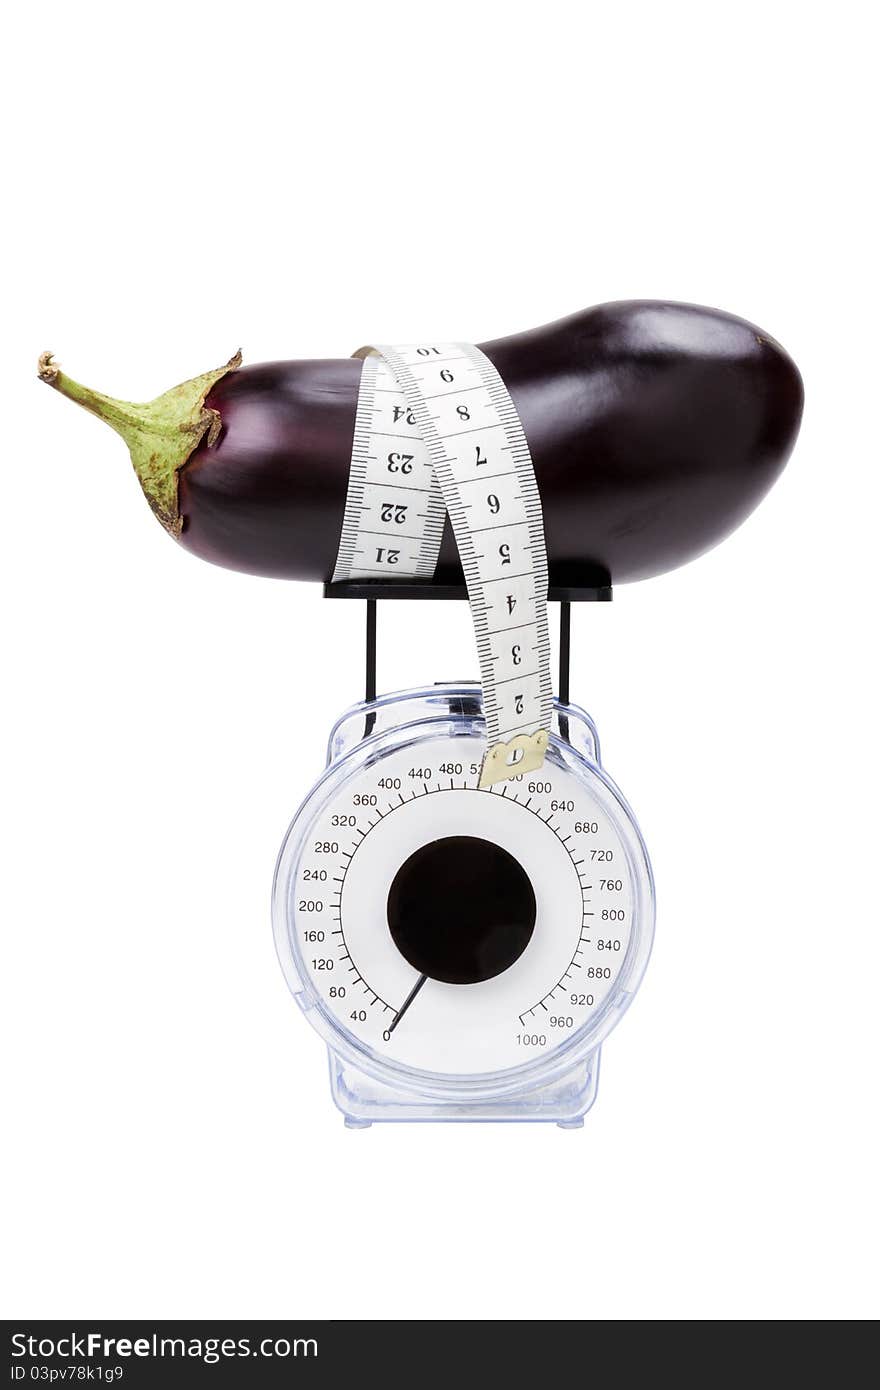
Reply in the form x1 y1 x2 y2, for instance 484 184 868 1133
273 600 654 1127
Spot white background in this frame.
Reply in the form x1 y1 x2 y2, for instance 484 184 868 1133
2 1 877 1322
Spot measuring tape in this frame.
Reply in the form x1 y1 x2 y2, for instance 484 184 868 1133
332 342 552 788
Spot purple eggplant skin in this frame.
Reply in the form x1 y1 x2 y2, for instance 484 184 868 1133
177 301 803 586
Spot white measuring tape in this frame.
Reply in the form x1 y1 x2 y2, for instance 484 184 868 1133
332 342 552 788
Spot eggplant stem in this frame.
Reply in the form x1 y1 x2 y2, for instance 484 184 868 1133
38 349 242 536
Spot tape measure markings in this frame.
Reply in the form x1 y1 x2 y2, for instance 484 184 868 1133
333 356 445 580
382 342 553 770
333 341 552 786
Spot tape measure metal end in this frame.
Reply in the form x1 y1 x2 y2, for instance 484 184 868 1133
479 729 550 790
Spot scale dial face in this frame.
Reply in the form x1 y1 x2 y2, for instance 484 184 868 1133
274 703 653 1090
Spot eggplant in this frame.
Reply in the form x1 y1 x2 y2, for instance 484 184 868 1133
39 301 803 586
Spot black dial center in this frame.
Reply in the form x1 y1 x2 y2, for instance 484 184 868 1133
387 835 536 985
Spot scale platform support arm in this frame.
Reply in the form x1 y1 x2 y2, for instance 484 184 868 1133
322 573 612 710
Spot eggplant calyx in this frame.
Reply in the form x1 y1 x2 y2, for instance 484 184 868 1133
38 350 242 536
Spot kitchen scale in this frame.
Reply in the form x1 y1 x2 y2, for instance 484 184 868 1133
39 306 800 1130
272 342 655 1126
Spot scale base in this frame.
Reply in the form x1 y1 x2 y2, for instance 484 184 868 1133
329 1049 601 1128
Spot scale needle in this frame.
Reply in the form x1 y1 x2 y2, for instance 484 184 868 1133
387 973 428 1035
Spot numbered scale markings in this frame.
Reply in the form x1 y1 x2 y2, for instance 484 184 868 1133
277 720 646 1079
